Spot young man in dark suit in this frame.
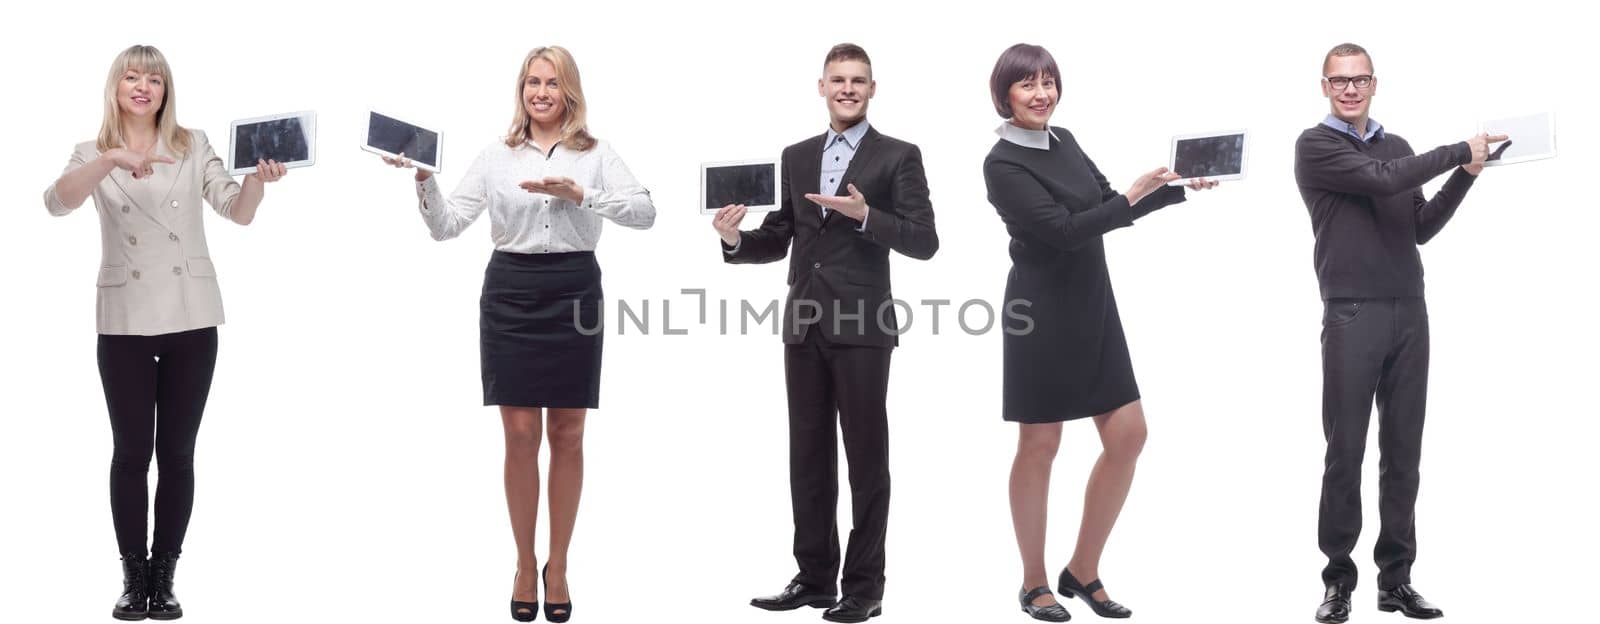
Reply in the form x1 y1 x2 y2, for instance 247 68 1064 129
711 42 938 623
1295 42 1504 624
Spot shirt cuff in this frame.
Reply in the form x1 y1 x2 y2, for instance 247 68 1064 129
580 186 601 212
855 206 870 232
722 237 741 255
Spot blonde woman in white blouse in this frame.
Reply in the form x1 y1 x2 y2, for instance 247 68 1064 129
382 45 653 623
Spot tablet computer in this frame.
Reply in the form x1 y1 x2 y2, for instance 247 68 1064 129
362 111 443 173
229 111 316 175
1168 130 1248 186
701 158 780 214
1480 112 1555 167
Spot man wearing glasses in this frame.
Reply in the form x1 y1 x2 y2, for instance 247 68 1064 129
1294 43 1505 623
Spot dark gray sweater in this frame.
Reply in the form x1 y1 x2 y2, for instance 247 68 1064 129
1294 124 1477 299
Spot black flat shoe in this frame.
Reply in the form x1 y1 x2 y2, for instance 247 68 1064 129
543 564 572 623
1056 566 1132 617
510 570 537 622
1378 584 1443 619
112 553 149 621
1315 583 1352 623
1057 568 1132 618
1019 586 1071 622
822 596 882 623
146 552 182 620
750 581 836 611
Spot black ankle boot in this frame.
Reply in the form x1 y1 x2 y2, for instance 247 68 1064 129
147 552 183 620
113 553 149 621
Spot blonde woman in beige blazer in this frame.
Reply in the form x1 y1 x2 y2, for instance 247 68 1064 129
44 44 286 622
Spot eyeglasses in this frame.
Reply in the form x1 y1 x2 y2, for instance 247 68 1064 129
1323 75 1374 91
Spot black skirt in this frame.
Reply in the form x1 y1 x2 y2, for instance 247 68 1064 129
480 250 603 408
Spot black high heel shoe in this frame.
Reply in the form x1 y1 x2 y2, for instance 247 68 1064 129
543 564 572 623
510 571 538 622
1019 586 1072 622
1057 568 1132 619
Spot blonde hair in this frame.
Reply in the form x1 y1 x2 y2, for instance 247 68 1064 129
504 46 596 152
97 45 191 156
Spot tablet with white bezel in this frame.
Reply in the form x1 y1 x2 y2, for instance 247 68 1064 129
1480 112 1555 167
362 111 442 173
701 158 780 214
229 111 316 175
1168 130 1248 186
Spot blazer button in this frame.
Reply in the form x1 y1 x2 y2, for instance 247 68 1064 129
172 266 182 276
813 262 822 269
128 235 138 245
169 233 179 242
170 200 179 208
131 270 141 280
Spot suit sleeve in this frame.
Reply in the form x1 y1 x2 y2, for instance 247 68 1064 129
194 132 243 220
723 152 794 264
857 144 938 260
43 146 92 216
1295 130 1470 197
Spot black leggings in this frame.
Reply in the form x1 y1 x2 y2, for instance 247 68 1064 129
97 327 218 557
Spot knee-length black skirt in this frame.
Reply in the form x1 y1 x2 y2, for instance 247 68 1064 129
480 250 603 408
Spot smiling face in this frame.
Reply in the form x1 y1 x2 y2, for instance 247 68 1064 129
1007 70 1057 130
1322 53 1377 125
116 68 165 121
522 58 566 127
818 59 874 129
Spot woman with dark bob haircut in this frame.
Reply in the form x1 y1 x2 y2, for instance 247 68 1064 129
982 43 1217 622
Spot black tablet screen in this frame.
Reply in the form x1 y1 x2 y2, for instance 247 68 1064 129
368 112 440 167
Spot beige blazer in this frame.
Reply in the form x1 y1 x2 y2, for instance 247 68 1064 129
44 130 241 336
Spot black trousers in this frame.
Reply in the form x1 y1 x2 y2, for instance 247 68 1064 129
98 327 218 557
1318 298 1428 590
784 329 893 600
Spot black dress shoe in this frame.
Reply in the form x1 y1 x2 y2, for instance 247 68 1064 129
1315 584 1352 623
1019 586 1071 622
112 553 149 621
146 552 182 620
822 596 882 623
750 581 836 611
1057 568 1132 618
1378 584 1443 619
543 564 572 623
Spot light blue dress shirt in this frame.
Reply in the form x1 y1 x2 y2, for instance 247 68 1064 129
1322 113 1385 143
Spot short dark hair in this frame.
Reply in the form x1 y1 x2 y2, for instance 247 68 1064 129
1323 42 1373 74
824 43 872 70
990 44 1061 119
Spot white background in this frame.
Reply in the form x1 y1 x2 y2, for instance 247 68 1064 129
2 1 1594 623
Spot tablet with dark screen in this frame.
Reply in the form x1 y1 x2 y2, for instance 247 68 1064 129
701 159 780 214
229 111 316 175
363 111 442 173
1169 130 1248 185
